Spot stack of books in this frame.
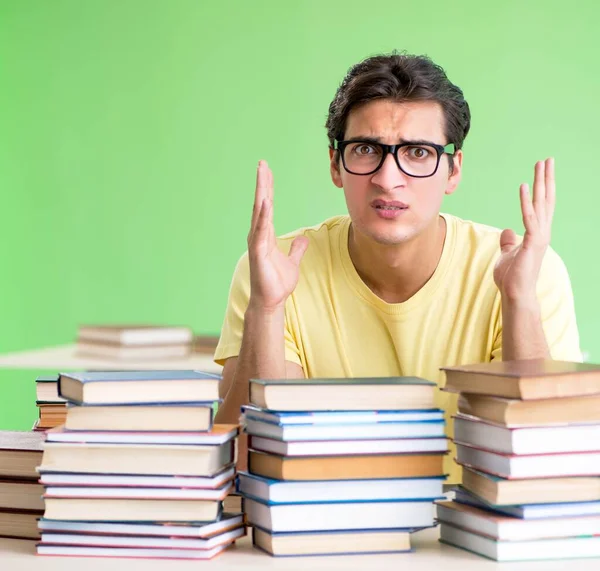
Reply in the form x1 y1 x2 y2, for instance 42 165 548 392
75 324 194 361
35 369 246 560
237 377 448 556
0 431 45 539
34 375 66 431
437 359 600 562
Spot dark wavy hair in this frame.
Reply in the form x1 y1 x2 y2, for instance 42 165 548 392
326 52 471 172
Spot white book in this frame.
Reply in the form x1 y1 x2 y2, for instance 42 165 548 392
77 325 193 346
455 443 600 479
37 542 232 559
238 472 444 503
249 435 448 456
440 522 600 561
244 417 445 442
244 497 435 532
454 415 600 455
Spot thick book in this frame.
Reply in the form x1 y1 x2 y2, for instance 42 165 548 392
252 526 411 556
38 512 243 537
248 450 444 480
0 431 44 479
242 405 444 425
64 402 214 432
442 359 600 399
39 525 245 549
46 424 237 445
460 465 600 505
38 465 236 489
237 471 445 503
36 404 67 429
77 324 194 346
439 521 600 561
245 497 434 532
243 417 445 442
454 486 600 519
453 414 600 455
0 509 42 540
458 393 600 427
39 440 235 476
36 375 65 403
0 479 44 511
248 435 448 456
75 341 192 361
455 442 600 479
249 377 436 411
58 370 220 405
43 496 222 522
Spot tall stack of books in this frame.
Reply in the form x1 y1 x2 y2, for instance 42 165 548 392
36 369 246 560
237 377 448 557
437 359 600 562
75 325 193 361
0 431 45 539
34 375 66 431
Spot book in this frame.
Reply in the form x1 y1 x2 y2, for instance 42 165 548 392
38 512 244 537
64 403 214 432
39 440 235 476
453 414 600 455
252 526 411 556
193 335 220 354
58 370 221 405
46 424 238 445
458 393 600 427
442 359 600 400
243 417 446 442
439 521 600 561
461 465 600 505
248 450 445 480
455 442 600 479
43 497 222 522
77 324 193 346
39 525 245 549
0 479 44 511
0 509 42 540
242 405 444 425
249 377 436 411
38 465 236 489
223 493 243 513
248 435 448 456
237 472 445 503
454 486 600 519
0 431 44 479
36 375 65 403
75 341 191 361
245 497 434 532
36 404 67 429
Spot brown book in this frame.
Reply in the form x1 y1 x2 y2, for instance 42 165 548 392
193 335 220 354
37 403 67 429
248 450 444 480
0 480 44 511
458 393 600 426
0 431 44 480
0 509 42 540
461 465 600 505
442 359 600 400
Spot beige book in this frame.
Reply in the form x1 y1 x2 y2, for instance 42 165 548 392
77 324 193 346
0 480 44 511
0 509 42 540
0 431 44 480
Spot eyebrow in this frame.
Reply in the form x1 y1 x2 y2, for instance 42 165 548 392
343 136 440 146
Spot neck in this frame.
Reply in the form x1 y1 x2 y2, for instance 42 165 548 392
348 215 447 304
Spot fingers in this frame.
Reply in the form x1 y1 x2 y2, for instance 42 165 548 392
499 228 518 254
249 161 273 241
249 198 271 257
544 157 556 219
531 160 546 218
288 236 309 266
520 183 539 244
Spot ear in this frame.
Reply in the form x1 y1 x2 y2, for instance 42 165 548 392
329 148 343 188
445 149 463 196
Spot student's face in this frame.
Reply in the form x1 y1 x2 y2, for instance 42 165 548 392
329 99 463 246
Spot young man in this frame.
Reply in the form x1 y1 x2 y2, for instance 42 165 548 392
214 53 581 481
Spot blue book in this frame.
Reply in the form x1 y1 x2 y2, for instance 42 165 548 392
58 370 221 405
237 471 445 504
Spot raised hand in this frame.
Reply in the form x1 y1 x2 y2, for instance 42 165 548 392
247 161 309 312
494 158 556 304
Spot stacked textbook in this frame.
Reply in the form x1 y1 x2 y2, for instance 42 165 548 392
237 377 447 556
34 375 66 430
437 359 600 562
36 370 245 560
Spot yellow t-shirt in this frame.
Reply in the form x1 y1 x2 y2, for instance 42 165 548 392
215 213 582 482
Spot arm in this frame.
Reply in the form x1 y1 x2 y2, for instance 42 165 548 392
501 298 550 361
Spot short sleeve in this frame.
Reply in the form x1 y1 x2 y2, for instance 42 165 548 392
213 252 303 367
490 247 582 362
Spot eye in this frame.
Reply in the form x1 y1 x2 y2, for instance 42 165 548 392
352 144 378 156
407 146 431 159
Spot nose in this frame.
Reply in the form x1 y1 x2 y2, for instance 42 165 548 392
370 151 409 191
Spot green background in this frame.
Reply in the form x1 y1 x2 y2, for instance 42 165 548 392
0 0 598 429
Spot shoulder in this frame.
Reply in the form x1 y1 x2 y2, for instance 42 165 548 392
276 215 349 257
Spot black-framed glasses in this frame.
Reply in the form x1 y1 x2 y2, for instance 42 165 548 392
335 139 456 178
